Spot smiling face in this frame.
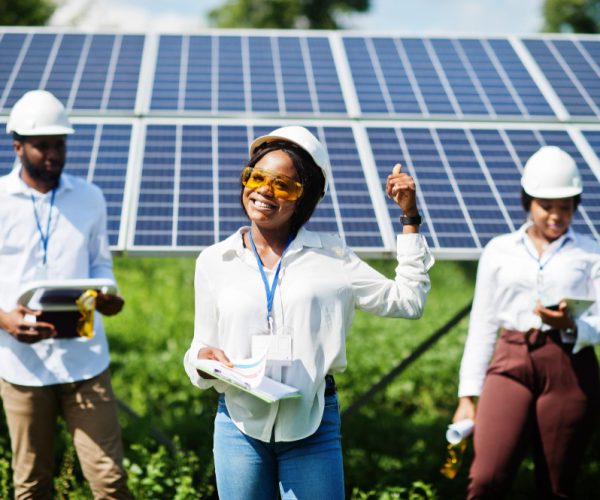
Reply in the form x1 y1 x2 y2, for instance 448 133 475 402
529 197 575 243
242 149 300 234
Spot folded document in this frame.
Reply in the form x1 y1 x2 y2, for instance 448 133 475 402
193 358 301 404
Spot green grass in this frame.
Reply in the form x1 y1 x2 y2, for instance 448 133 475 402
1 255 599 499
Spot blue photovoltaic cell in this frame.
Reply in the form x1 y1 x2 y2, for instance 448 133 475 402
435 128 512 246
320 127 382 248
178 125 214 247
44 34 86 105
469 128 523 226
367 127 449 249
0 122 130 247
307 38 346 114
249 37 279 113
0 33 27 108
0 128 16 175
523 39 597 117
2 33 55 107
552 40 600 115
0 32 143 112
487 39 555 117
344 36 555 119
135 124 178 246
218 36 245 112
149 34 346 115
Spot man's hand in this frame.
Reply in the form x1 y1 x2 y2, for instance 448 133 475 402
95 293 125 316
0 306 56 343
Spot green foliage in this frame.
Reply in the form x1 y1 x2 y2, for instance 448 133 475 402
0 0 55 26
124 439 214 499
543 0 600 33
1 256 600 498
208 0 370 29
351 481 437 499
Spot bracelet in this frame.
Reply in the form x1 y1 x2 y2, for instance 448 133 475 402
400 213 422 226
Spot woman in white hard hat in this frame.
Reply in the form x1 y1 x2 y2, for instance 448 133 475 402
453 146 600 498
183 126 434 498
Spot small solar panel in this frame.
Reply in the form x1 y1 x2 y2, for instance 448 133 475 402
149 34 347 116
343 35 555 119
0 32 144 113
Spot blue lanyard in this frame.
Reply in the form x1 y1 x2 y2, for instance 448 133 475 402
31 188 56 266
249 231 294 329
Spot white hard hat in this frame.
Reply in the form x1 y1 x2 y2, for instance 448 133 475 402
249 126 331 197
521 146 582 198
6 90 74 136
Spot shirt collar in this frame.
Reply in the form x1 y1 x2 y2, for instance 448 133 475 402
5 166 73 196
516 220 577 249
221 225 324 259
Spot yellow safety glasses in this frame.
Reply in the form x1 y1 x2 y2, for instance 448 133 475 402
241 166 304 201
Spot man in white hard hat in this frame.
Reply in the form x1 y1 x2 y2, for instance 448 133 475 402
0 90 131 498
453 145 600 498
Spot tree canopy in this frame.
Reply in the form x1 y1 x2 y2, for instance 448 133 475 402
543 0 600 33
0 0 55 26
208 0 370 29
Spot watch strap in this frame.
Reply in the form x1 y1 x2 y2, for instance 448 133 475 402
400 213 422 226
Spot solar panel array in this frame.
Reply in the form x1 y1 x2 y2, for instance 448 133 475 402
2 28 600 259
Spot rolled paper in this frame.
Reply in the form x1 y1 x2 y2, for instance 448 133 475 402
446 419 474 444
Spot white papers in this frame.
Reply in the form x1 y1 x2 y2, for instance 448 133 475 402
193 353 301 404
446 419 474 444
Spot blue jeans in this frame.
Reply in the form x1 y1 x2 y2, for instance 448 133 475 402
213 393 344 500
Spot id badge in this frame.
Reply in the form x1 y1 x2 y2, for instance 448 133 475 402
251 334 293 366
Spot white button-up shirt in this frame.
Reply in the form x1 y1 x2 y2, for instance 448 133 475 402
0 167 115 386
184 226 434 442
458 222 600 397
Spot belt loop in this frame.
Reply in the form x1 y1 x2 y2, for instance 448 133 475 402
324 374 337 396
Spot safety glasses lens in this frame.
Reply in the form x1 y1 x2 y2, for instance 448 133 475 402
241 167 303 201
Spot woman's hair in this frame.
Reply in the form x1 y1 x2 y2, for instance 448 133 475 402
520 188 581 212
241 140 326 235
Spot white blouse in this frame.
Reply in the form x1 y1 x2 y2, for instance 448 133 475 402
458 223 600 397
184 226 434 442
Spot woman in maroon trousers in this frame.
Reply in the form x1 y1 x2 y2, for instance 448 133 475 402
453 146 600 499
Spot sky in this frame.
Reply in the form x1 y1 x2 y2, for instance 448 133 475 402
49 0 546 35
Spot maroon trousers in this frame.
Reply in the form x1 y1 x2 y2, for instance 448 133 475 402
468 330 600 499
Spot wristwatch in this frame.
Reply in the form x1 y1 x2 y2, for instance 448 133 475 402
400 212 422 226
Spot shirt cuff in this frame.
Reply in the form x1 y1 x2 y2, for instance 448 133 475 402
572 319 598 354
396 233 434 270
458 379 484 398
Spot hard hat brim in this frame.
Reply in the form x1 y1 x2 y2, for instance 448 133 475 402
522 185 582 199
10 125 75 136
